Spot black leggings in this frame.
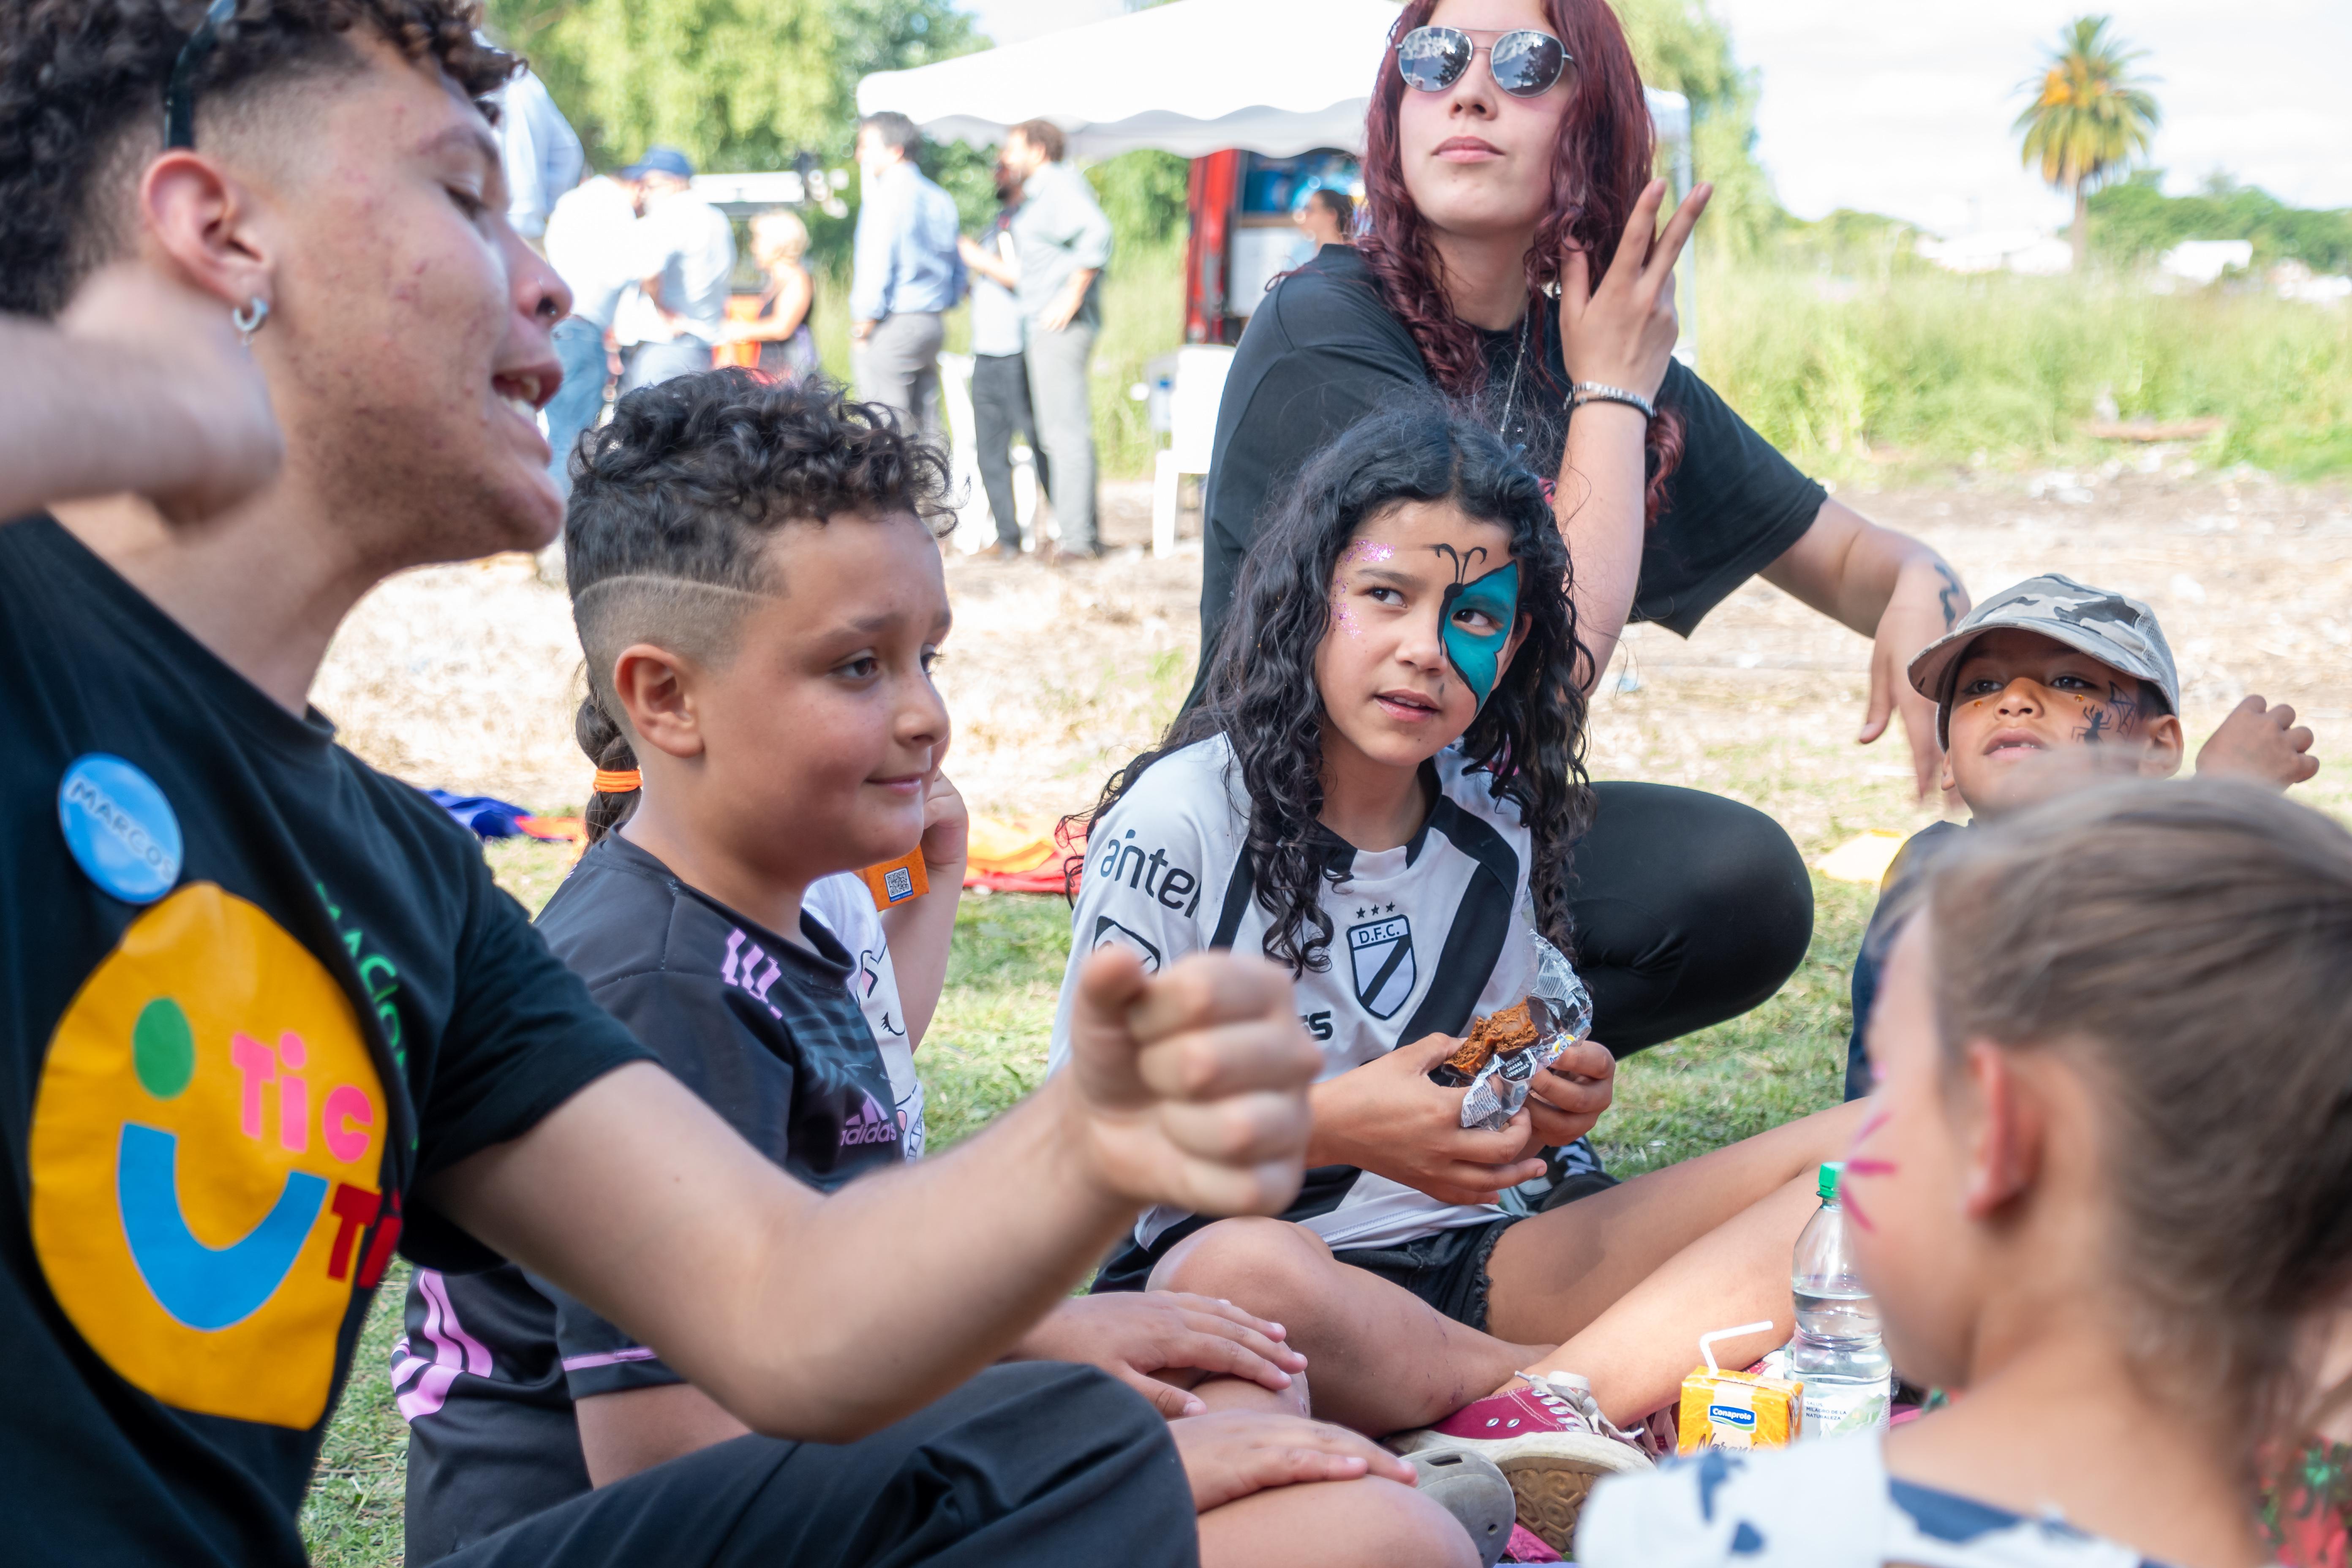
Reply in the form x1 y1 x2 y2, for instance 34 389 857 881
1567 781 1813 1055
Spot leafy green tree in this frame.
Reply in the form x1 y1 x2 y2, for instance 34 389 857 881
486 0 838 173
485 0 983 174
2014 15 2160 272
2090 170 2352 274
1613 0 1780 258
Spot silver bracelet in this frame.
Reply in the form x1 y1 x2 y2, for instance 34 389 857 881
1570 381 1657 420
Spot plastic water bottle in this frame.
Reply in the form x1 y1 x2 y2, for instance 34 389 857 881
1789 1161 1892 1439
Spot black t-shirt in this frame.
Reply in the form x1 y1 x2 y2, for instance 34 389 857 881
1843 819 1964 1100
0 516 651 1565
1195 245 1828 684
399 834 906 1561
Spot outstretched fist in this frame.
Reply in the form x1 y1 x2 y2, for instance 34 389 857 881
1063 947 1320 1220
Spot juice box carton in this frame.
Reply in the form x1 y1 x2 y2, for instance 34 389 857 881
1675 1365 1804 1453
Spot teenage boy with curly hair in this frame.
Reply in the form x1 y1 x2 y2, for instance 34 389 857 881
0 5 1328 1563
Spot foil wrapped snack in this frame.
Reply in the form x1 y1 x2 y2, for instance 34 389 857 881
1432 931 1595 1132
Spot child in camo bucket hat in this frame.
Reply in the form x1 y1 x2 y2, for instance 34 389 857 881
1906 573 2179 748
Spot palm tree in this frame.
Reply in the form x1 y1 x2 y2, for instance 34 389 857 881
2014 16 2161 271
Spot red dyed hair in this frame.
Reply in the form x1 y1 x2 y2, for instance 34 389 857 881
1358 0 1684 521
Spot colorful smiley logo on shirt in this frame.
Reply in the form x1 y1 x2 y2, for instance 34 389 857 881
29 883 391 1429
1438 558 1521 708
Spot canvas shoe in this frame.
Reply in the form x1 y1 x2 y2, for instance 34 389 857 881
1390 1372 1656 1554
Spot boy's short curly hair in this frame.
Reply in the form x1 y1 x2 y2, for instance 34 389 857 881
564 369 956 841
0 0 513 316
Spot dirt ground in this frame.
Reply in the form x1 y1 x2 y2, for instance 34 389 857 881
315 465 2352 849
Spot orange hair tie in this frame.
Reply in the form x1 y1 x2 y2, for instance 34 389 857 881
592 768 642 794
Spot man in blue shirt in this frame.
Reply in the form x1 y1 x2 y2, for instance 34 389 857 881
849 112 963 443
492 64 582 246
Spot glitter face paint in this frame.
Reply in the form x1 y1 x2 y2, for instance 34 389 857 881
1328 539 1397 638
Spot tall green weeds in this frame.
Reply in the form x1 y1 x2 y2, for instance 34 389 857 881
1700 267 2352 481
814 251 2352 486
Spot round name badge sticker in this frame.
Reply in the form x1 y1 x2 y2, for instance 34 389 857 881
57 754 184 905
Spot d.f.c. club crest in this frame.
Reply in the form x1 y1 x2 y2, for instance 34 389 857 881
1347 914 1415 1019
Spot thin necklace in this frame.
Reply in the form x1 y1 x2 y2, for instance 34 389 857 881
1496 308 1532 441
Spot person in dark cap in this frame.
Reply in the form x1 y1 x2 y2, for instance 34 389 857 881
618 145 734 392
1841 572 2319 1098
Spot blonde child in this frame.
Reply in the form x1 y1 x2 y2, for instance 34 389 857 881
1581 780 2352 1567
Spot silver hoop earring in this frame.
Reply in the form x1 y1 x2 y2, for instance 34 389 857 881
231 296 269 347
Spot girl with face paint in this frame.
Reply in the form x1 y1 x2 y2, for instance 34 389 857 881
1059 401 1867 1550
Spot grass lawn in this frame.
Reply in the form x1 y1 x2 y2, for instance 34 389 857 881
301 849 1869 1564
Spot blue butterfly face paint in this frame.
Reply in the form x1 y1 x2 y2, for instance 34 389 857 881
1438 557 1520 708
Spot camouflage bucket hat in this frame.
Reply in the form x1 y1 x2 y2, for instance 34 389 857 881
1907 573 2182 746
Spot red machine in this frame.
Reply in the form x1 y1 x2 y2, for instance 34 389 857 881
1183 148 1363 344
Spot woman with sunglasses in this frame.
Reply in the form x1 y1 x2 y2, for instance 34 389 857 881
1192 0 1970 1065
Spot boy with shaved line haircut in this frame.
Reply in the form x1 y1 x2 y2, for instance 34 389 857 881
0 4 1321 1564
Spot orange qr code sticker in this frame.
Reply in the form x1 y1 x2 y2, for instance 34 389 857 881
858 850 929 911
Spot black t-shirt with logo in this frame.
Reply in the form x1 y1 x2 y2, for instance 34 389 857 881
398 833 905 1562
1194 245 1828 690
0 516 652 1565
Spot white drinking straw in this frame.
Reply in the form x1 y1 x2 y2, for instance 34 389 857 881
1698 1320 1777 1375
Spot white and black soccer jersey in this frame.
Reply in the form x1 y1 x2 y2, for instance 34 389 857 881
1049 735 1546 1266
804 872 927 1160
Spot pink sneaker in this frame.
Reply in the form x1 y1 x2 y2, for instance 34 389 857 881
1390 1372 1655 1554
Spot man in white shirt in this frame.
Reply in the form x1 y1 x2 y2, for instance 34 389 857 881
542 171 640 495
617 146 736 393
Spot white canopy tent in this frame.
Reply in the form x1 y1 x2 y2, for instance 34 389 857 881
857 0 1689 165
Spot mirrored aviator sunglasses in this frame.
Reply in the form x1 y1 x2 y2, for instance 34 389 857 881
1396 24 1570 98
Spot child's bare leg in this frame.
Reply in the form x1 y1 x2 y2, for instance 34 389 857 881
1478 1100 1869 1423
1199 1476 1478 1568
1521 1174 1820 1422
1150 1218 1550 1435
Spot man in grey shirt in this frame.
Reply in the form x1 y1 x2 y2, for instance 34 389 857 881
619 147 736 392
850 112 964 443
958 160 1050 558
1001 118 1113 558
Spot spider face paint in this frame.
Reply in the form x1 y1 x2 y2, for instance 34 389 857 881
1436 553 1520 708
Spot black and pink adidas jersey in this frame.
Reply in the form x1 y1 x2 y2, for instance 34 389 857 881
396 833 902 1560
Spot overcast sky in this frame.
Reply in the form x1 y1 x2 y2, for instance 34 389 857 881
958 0 2352 237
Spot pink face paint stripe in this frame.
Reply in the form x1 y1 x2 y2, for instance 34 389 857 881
1849 1109 1890 1149
1843 1157 1899 1177
1841 1185 1878 1233
560 1347 661 1372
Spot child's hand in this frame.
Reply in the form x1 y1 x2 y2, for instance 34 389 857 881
1168 1409 1417 1514
918 768 969 872
1310 1035 1549 1207
1519 1038 1617 1154
1060 947 1321 1219
1012 1291 1306 1418
2197 695 2318 789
